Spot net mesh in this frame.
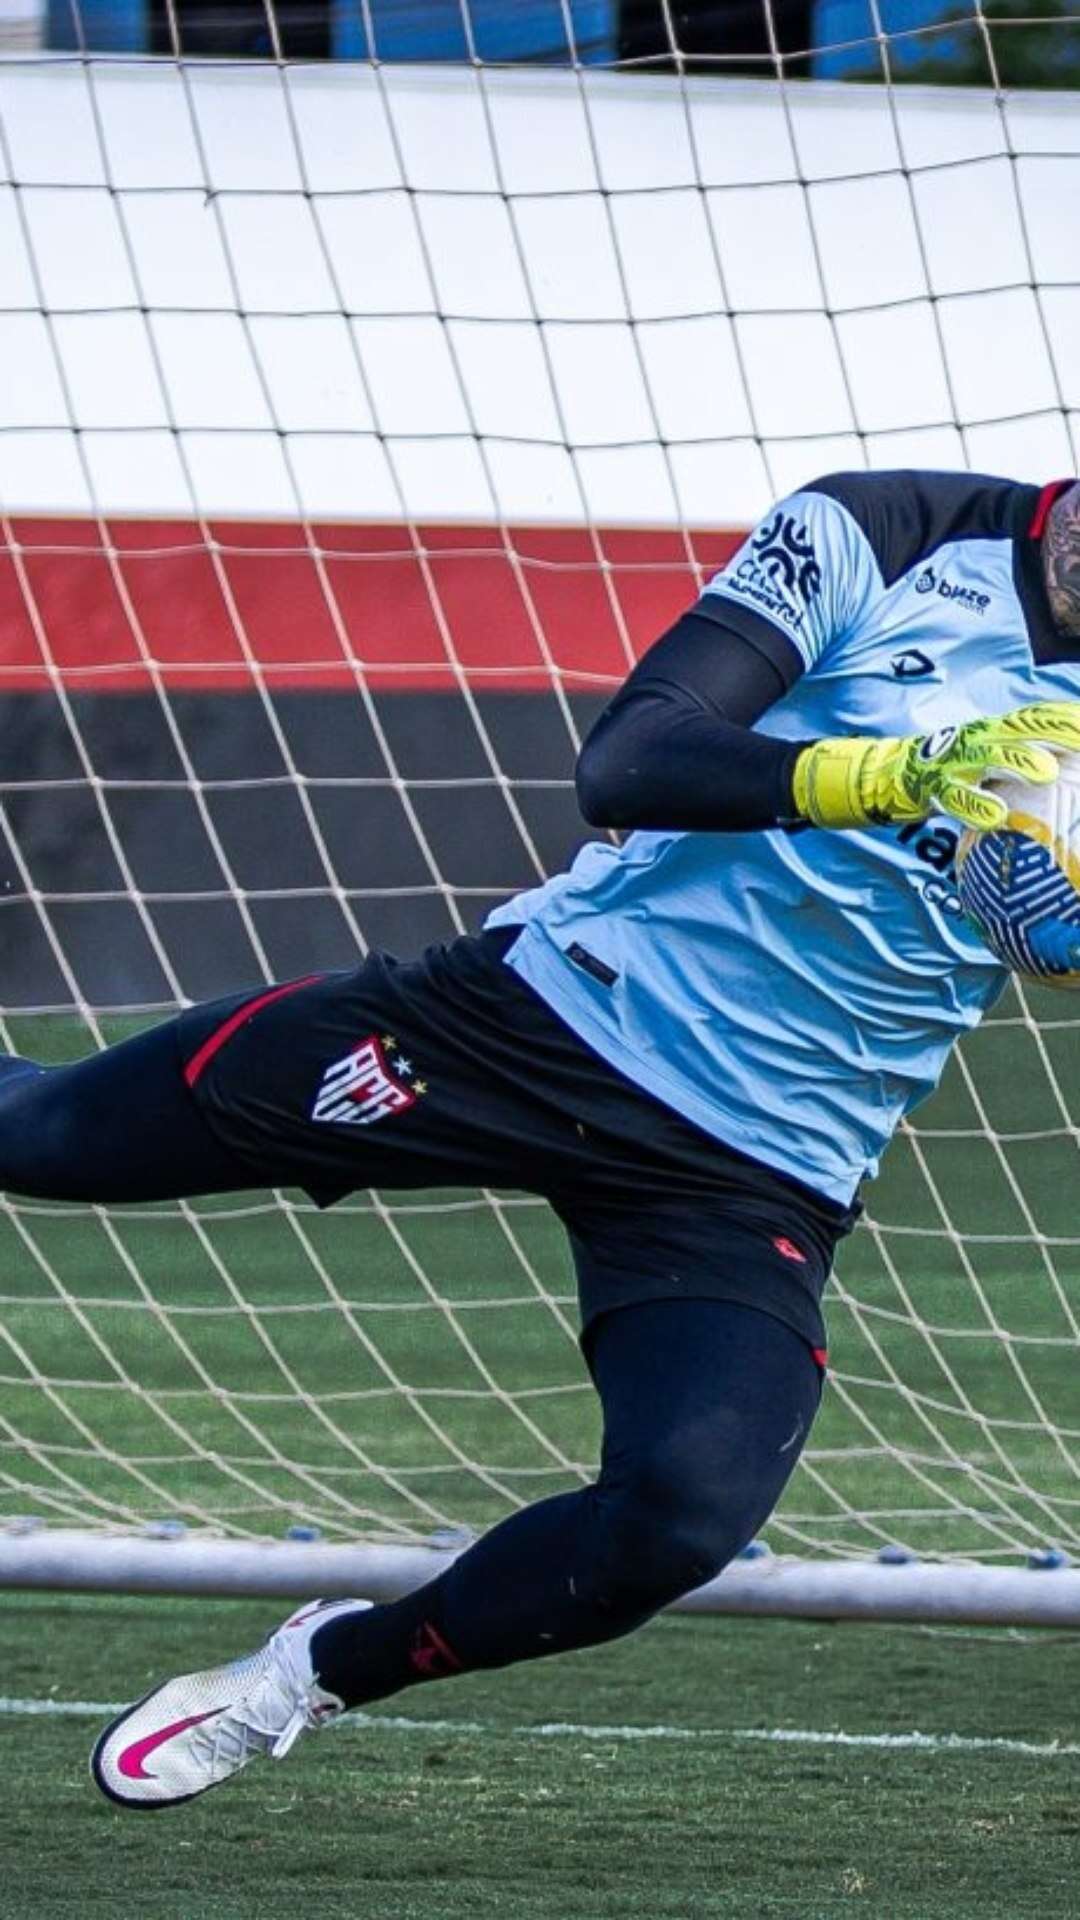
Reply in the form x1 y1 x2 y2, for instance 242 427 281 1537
1 1 1079 1568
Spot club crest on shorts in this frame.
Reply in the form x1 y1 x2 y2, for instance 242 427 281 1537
311 1033 424 1127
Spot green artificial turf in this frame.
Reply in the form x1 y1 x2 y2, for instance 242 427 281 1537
3 1595 1080 1919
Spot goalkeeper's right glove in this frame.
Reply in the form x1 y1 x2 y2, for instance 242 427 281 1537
791 701 1080 833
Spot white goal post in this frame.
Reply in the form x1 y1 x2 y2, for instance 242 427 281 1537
1 3 1080 1625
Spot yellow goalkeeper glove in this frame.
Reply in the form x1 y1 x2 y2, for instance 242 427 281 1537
792 702 1080 833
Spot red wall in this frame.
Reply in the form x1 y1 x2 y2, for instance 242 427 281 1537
1 519 743 694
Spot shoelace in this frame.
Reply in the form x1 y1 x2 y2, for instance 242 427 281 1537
188 1658 320 1779
270 1707 310 1760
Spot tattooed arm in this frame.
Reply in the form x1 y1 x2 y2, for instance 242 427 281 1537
1042 482 1080 634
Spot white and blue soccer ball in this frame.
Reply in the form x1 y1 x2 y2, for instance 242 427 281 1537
956 750 1080 988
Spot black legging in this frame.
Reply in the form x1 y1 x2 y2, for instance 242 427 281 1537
0 1029 820 1702
0 1024 256 1202
305 1294 820 1705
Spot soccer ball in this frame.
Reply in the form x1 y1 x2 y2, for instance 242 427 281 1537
956 750 1080 988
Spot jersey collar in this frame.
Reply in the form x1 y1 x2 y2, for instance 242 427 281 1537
1012 478 1079 665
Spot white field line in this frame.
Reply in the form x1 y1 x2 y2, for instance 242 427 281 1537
1 1696 1078 1759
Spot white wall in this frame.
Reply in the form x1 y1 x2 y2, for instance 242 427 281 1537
0 56 1078 524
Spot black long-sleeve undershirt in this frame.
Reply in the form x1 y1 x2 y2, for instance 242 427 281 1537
575 609 812 833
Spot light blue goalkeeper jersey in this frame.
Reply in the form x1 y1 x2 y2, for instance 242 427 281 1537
487 471 1080 1205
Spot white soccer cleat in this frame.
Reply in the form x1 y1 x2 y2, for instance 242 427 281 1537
90 1595 370 1811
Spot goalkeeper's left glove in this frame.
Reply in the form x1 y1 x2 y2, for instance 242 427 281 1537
791 701 1080 834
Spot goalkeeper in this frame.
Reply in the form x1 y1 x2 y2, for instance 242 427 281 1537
4 468 1079 1810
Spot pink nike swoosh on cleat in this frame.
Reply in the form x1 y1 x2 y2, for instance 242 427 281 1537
117 1707 225 1780
91 1598 365 1810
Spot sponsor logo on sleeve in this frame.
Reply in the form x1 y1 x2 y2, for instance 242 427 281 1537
712 511 823 633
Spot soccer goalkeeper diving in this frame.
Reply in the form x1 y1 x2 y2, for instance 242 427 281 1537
3 468 1079 1810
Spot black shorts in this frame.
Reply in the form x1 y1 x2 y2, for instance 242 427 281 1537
176 929 856 1352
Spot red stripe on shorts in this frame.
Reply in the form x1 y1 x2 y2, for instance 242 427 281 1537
183 975 322 1089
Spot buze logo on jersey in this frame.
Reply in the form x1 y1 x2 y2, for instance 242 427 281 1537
726 511 823 632
914 565 991 615
312 1033 424 1126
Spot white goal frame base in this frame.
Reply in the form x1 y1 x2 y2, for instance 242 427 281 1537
3 1531 1080 1627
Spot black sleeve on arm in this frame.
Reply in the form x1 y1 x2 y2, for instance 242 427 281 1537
575 606 813 833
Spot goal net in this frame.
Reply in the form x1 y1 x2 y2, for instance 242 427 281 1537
1 0 1079 1620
